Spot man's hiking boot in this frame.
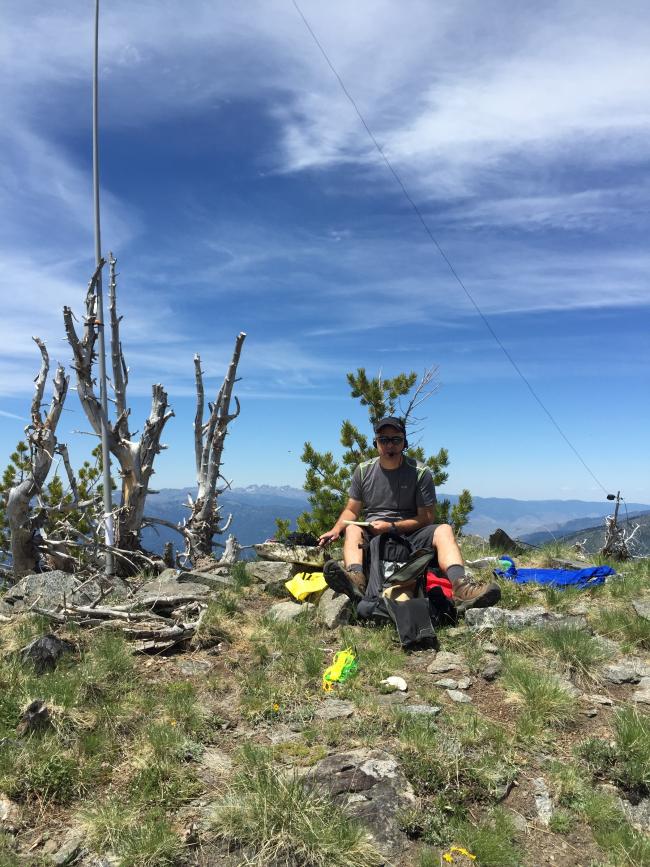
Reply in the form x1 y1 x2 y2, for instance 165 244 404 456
451 576 501 613
323 561 366 602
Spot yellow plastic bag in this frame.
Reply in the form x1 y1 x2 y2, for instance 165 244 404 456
322 648 358 692
285 571 327 602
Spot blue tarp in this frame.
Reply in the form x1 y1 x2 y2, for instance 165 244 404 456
494 559 615 589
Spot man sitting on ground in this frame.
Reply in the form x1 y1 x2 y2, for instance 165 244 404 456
318 416 500 611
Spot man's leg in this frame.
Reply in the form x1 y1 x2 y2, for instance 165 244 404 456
323 525 367 600
431 524 500 611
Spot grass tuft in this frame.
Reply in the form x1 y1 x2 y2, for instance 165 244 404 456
211 745 382 866
502 653 576 736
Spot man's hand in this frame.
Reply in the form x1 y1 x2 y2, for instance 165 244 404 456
368 520 395 535
318 526 342 547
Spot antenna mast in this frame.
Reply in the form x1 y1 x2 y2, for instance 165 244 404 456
93 0 114 575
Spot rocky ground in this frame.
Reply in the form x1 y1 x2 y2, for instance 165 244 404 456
0 541 648 866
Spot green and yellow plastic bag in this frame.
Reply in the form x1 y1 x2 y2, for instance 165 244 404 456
322 647 358 692
285 571 327 602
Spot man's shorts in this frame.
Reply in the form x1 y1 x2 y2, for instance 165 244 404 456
360 522 441 566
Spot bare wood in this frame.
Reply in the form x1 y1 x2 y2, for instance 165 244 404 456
108 252 130 439
186 332 246 560
7 341 70 577
194 354 204 478
64 263 174 574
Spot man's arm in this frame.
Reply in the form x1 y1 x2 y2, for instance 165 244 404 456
318 498 362 546
368 504 434 536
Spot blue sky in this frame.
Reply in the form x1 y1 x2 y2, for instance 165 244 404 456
1 0 649 503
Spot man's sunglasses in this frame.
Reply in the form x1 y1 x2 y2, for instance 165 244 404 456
377 435 404 446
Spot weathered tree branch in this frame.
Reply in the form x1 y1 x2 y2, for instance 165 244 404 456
6 339 70 577
184 332 246 561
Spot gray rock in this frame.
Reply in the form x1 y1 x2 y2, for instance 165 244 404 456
585 694 614 706
456 677 472 690
51 833 84 866
254 543 325 569
532 777 554 826
178 659 214 676
376 691 408 707
434 678 458 689
465 605 587 631
266 725 303 745
632 677 650 705
621 797 650 832
2 571 101 610
315 699 355 721
632 599 650 621
309 749 415 858
447 690 472 704
136 578 211 610
481 658 503 681
601 660 644 684
0 794 21 832
177 570 234 590
399 704 441 717
426 651 465 674
20 634 75 675
317 588 352 629
592 635 620 656
268 601 314 623
245 560 293 585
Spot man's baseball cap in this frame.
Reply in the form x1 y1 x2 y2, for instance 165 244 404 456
373 416 406 434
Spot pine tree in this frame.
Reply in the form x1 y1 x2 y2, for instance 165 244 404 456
290 369 472 537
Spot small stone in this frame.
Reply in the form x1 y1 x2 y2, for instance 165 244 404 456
268 601 315 623
434 678 458 689
426 651 465 674
380 676 408 692
447 690 471 704
465 605 587 631
585 694 614 706
632 677 650 705
20 634 75 675
400 704 441 717
315 699 355 721
317 588 352 629
456 677 471 690
481 658 503 681
178 659 213 676
51 834 84 866
376 691 408 707
632 599 650 621
581 707 598 717
621 797 650 832
0 794 21 832
532 777 553 826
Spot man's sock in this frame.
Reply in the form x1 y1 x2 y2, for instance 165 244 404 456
347 563 364 573
446 564 466 585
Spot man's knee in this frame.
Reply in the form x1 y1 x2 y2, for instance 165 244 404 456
433 523 455 547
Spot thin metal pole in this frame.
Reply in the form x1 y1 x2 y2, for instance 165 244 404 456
93 0 114 575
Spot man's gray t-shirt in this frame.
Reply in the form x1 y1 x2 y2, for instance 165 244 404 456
348 457 436 522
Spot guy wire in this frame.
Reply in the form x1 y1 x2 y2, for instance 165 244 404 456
291 0 609 497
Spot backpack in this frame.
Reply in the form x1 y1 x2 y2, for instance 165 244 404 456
356 531 456 648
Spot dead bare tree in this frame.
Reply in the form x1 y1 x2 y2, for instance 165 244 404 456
63 256 174 574
182 333 246 561
6 339 69 577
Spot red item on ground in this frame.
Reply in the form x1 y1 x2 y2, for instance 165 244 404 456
425 570 453 598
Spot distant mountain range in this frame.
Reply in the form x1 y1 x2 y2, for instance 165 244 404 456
526 511 650 556
141 486 650 556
